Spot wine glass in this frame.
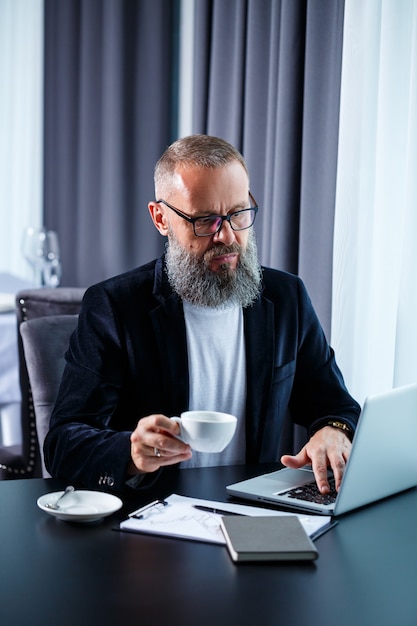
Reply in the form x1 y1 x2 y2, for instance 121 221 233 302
41 230 62 287
22 227 62 287
22 226 46 285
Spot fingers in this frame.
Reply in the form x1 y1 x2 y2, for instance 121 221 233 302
130 414 192 474
312 428 352 493
311 450 333 494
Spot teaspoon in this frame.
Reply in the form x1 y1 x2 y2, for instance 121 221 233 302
45 485 75 510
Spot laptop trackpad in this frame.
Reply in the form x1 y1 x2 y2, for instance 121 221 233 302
264 467 315 491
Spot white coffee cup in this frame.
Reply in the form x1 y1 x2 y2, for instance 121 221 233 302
171 411 237 453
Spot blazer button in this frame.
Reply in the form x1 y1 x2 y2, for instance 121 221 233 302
98 473 115 487
106 475 115 487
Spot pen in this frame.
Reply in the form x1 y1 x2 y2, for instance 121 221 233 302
192 505 246 516
128 499 168 519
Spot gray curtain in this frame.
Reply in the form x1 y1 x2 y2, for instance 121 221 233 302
192 0 345 339
43 0 179 288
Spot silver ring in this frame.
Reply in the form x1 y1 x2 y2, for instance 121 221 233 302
154 447 161 458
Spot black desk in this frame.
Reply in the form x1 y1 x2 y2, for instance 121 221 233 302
1 464 417 626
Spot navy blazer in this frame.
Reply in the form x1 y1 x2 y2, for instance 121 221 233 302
44 256 360 493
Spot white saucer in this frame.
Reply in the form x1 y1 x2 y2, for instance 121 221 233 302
37 490 123 523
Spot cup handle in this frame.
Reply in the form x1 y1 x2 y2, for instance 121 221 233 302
170 416 185 443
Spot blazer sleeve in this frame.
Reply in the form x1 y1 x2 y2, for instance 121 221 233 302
44 285 142 493
288 277 360 434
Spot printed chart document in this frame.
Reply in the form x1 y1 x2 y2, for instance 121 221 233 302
119 494 331 545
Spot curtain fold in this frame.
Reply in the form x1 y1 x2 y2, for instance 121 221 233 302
192 0 345 338
43 0 178 287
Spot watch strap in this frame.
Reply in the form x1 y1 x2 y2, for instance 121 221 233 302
311 419 354 442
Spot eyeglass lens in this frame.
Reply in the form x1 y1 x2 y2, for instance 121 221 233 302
194 209 256 236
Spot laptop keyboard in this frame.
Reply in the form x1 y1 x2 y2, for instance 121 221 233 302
280 477 337 506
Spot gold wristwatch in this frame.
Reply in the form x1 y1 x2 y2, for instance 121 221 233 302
324 420 353 441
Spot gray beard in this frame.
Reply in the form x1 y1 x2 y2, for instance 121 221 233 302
165 229 263 309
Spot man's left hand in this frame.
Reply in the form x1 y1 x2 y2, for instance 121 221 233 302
280 426 352 493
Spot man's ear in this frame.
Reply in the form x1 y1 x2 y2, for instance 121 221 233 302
148 202 169 236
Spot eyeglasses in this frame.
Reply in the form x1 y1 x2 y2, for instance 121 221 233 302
156 192 258 237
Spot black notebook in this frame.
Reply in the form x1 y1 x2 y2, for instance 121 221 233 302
220 515 319 563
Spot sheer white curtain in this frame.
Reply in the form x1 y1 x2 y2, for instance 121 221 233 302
0 0 44 280
332 0 417 405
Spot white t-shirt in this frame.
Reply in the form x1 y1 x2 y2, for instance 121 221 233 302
180 301 246 468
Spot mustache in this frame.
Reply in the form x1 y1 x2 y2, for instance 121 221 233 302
203 242 242 264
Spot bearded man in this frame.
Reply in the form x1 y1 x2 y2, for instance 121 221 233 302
45 135 360 494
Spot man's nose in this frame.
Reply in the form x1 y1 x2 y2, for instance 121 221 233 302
212 219 236 245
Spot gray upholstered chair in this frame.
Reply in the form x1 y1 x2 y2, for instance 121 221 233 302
0 287 85 479
20 314 79 477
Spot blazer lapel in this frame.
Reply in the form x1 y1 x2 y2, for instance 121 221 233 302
150 261 189 415
244 296 274 462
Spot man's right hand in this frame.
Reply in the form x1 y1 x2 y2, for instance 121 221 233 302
129 414 192 474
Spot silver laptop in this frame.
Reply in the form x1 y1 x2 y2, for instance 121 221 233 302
227 382 417 516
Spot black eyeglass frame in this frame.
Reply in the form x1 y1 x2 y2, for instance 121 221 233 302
155 192 258 237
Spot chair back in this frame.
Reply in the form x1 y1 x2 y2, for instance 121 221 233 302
20 314 79 477
0 287 85 479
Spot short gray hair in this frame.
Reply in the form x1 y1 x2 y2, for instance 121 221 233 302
154 134 249 196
